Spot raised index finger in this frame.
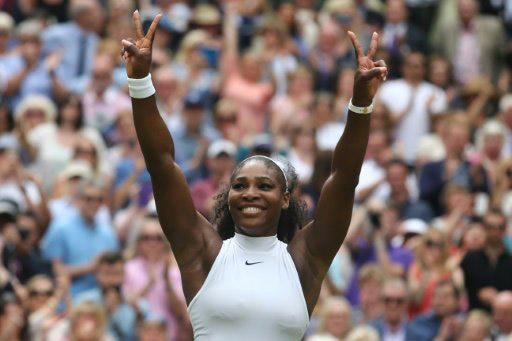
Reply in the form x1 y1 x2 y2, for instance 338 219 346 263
133 10 144 40
145 14 162 44
348 31 364 60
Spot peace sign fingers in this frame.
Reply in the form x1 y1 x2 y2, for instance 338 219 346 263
348 31 364 61
145 13 162 45
133 10 145 40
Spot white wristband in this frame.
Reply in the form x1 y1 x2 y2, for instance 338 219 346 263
348 98 373 114
127 74 156 99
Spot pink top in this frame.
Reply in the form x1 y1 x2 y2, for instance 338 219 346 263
222 54 273 137
124 257 185 339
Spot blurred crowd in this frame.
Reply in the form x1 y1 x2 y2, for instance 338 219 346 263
0 0 511 340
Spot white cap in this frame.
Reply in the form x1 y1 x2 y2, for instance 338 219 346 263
402 218 428 235
60 160 93 179
207 139 237 159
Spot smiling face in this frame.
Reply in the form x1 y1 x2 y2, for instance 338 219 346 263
228 159 289 237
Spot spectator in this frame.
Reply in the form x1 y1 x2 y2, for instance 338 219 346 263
377 51 447 163
190 139 237 219
42 0 103 94
381 0 427 78
370 277 409 341
0 12 14 57
430 0 506 84
345 325 380 341
0 20 67 110
458 309 493 341
308 296 353 341
42 178 119 298
82 53 131 134
170 92 220 182
221 1 274 138
0 293 25 341
287 123 316 185
408 228 464 318
137 318 167 341
63 300 114 341
491 291 512 340
461 209 512 311
25 273 70 341
76 251 149 341
353 265 385 323
419 117 489 215
406 279 464 341
2 210 51 284
123 218 188 340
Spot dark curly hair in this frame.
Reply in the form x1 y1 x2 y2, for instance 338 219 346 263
213 156 307 243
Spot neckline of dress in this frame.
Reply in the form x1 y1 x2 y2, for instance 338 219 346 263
233 232 278 252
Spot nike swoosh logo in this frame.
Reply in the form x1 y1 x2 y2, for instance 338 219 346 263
245 261 263 265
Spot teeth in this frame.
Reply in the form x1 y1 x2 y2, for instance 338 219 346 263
242 207 262 213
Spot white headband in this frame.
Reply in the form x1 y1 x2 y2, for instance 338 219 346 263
244 155 289 193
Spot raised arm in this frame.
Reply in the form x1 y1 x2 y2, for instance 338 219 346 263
293 32 387 269
122 12 221 288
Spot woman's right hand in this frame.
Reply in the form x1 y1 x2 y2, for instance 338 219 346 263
122 11 161 79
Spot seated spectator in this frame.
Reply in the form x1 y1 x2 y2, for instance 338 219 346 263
371 277 409 341
82 53 131 134
0 292 25 340
137 318 167 341
312 93 345 151
430 0 506 84
62 300 114 341
431 183 473 245
458 309 493 341
307 296 353 341
353 265 385 323
41 0 103 94
406 279 464 341
420 117 489 216
474 120 508 183
212 98 241 145
461 209 512 311
2 210 52 284
76 251 149 341
170 92 220 182
408 228 464 318
491 291 512 340
287 123 316 185
25 273 70 341
190 139 237 219
0 20 67 110
42 178 119 298
345 325 380 341
124 218 188 340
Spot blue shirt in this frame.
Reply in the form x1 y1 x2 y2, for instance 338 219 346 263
42 22 99 94
42 212 119 298
75 288 151 341
0 55 53 110
405 311 441 341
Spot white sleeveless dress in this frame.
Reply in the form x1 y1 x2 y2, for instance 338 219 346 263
188 233 310 340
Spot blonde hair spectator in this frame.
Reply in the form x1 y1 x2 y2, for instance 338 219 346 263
314 296 353 340
15 95 57 126
69 300 109 341
458 309 492 341
345 325 380 341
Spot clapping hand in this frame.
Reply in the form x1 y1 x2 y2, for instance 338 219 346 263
122 11 161 79
348 31 387 107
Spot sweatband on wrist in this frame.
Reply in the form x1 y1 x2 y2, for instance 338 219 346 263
127 74 155 99
348 98 373 114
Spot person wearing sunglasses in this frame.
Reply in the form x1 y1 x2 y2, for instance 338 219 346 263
42 178 119 299
461 208 512 311
370 277 409 341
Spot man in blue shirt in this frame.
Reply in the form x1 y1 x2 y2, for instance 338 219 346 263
42 178 119 298
405 280 463 341
41 0 102 94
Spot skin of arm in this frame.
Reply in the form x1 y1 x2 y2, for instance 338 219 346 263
288 31 388 314
122 12 221 304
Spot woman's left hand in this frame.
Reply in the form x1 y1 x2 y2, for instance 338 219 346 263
348 31 387 107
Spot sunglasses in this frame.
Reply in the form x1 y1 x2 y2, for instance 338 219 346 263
217 115 237 124
29 289 54 298
83 195 103 203
139 234 164 242
425 239 444 249
485 223 505 230
383 296 406 305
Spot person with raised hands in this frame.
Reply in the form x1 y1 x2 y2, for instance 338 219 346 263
122 10 387 340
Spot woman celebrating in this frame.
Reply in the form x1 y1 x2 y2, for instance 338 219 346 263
121 10 387 340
